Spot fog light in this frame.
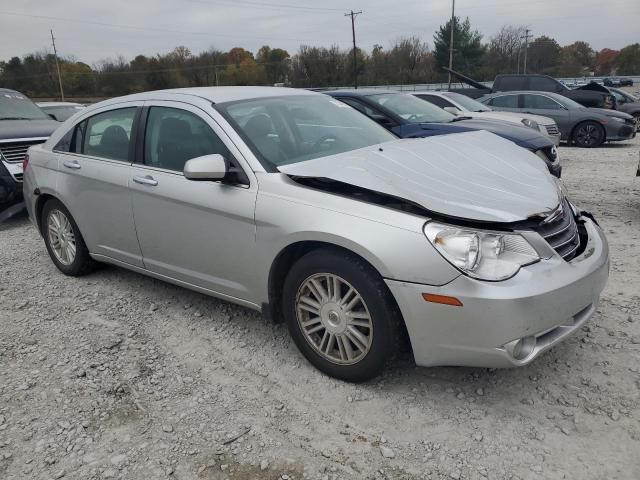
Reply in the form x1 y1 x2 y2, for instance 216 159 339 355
505 336 536 360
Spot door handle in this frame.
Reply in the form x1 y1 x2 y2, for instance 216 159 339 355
63 160 81 170
133 175 158 186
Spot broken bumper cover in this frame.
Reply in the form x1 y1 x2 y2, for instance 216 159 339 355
386 217 609 368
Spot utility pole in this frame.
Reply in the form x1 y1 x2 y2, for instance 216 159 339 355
345 10 362 89
50 29 65 101
521 29 533 74
448 0 455 89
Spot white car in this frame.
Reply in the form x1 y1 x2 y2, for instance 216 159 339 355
413 91 561 146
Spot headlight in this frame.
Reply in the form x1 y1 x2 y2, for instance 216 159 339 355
424 222 540 281
521 118 540 130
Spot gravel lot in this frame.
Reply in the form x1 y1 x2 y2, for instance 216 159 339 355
1 137 639 480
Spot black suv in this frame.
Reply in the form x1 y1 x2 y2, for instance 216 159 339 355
0 89 60 219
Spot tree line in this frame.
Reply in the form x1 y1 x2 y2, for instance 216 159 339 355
2 17 639 99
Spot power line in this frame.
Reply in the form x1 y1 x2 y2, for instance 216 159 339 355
344 10 362 89
0 11 335 45
185 0 344 13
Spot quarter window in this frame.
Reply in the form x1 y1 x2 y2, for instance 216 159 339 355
522 95 563 110
83 108 136 161
144 107 230 172
489 95 519 108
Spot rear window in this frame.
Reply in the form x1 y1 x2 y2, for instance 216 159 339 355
495 76 525 91
529 76 561 92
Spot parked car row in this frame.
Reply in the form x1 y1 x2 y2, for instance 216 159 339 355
22 86 610 381
478 91 636 147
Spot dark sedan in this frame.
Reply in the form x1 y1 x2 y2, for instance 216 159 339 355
479 91 636 148
326 89 561 177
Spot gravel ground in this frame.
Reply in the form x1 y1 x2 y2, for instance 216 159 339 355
1 137 639 480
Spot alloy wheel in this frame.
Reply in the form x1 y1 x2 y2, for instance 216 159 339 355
295 273 373 365
574 123 603 147
47 209 77 266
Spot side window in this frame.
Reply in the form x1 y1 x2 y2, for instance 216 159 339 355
144 107 231 173
53 128 74 152
418 95 453 109
489 95 519 108
522 95 562 110
83 108 136 161
529 76 560 92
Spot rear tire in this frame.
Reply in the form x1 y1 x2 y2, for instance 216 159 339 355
41 199 96 276
572 121 605 148
282 248 403 382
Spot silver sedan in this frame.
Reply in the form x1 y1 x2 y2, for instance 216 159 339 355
23 87 609 382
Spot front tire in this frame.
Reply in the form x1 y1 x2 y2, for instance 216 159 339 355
41 199 96 276
282 248 402 382
572 121 605 148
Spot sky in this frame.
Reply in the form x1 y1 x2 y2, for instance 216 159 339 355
1 0 638 64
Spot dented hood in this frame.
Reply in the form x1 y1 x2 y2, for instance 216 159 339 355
280 130 562 223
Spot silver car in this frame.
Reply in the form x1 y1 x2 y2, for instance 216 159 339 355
23 87 610 382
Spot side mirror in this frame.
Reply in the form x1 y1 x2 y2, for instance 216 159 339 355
47 113 59 121
443 106 461 115
184 154 227 181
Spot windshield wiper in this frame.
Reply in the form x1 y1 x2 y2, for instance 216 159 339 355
450 116 473 122
0 117 33 120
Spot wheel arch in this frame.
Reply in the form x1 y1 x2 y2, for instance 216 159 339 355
266 239 390 323
570 119 607 144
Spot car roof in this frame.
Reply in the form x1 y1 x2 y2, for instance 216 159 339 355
326 89 403 97
97 86 316 107
37 102 84 107
484 91 565 98
0 88 25 95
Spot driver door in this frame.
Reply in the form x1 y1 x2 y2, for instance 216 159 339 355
128 101 258 302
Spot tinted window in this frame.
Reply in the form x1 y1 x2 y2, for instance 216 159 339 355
488 95 519 108
83 108 136 161
495 76 524 91
529 76 561 92
417 95 453 109
144 107 230 172
522 94 563 110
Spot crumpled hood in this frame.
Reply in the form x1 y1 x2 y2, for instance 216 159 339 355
280 130 562 223
0 119 60 141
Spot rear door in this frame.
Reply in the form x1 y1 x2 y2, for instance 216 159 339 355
128 101 258 301
54 103 144 267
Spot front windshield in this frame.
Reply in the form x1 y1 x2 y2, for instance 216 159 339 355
367 93 455 124
0 91 49 120
216 95 397 167
443 92 492 112
42 105 85 121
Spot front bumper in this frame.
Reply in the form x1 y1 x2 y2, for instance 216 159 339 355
0 173 23 211
606 122 636 141
387 216 609 368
